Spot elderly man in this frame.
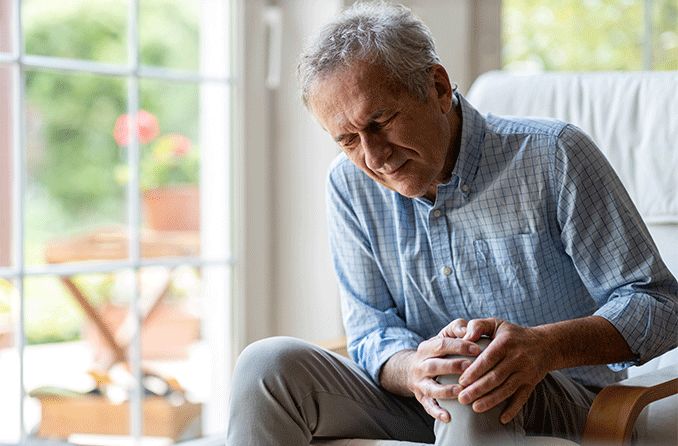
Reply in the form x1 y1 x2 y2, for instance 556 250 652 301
227 3 677 445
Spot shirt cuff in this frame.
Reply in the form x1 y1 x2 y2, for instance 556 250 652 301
357 327 423 385
594 295 644 371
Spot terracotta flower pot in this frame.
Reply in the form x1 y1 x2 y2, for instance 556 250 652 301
143 185 200 232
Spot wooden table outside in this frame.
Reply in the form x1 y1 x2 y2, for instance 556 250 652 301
44 226 200 368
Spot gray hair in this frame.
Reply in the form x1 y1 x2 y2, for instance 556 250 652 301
298 1 441 106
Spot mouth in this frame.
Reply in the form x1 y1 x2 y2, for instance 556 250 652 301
382 161 408 177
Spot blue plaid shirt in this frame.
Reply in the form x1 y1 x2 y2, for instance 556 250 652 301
326 93 678 389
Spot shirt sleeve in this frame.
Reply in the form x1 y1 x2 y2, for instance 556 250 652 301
326 159 424 384
553 124 678 370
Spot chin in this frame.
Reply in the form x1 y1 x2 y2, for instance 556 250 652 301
392 182 429 199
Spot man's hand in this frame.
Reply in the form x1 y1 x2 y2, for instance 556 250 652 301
380 336 482 422
438 318 553 424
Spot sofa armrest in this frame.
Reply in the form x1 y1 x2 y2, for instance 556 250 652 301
581 364 678 446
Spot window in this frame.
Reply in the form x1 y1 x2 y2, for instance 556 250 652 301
502 0 678 71
0 0 237 444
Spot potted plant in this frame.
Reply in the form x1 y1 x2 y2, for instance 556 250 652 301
113 110 200 232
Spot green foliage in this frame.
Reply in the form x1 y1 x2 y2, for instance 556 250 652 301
24 276 84 345
503 0 678 71
653 0 678 70
24 0 128 63
140 145 200 190
21 0 200 344
24 0 200 222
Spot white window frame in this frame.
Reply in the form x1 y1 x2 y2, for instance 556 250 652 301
0 0 242 444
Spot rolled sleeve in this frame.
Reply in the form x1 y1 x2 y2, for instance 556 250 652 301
594 291 678 370
346 319 423 383
554 125 678 369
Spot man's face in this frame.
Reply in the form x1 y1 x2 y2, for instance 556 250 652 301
308 61 457 200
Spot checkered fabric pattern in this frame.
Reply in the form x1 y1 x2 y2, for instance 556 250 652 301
326 93 678 388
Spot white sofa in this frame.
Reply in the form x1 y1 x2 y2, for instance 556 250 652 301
313 71 678 446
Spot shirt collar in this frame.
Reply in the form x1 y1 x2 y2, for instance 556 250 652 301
412 91 486 207
450 92 485 196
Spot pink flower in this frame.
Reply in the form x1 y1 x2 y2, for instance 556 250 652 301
152 133 193 162
168 133 192 156
113 110 160 146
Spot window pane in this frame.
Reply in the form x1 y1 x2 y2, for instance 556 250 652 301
0 64 14 268
0 0 15 54
653 0 678 69
140 0 200 72
502 0 644 71
138 79 201 258
22 267 230 442
23 0 128 64
24 271 133 440
25 70 128 266
0 278 20 443
139 265 231 440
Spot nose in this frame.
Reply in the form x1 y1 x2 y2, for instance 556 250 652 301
362 133 391 171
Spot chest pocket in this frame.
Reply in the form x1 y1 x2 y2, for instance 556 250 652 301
473 232 554 318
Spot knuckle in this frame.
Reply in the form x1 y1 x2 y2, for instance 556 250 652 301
417 339 432 352
421 360 436 375
435 388 454 400
487 370 502 386
432 338 446 355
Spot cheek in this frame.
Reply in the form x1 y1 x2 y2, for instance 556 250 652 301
345 148 373 175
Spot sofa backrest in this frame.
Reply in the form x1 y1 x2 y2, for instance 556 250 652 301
467 71 678 279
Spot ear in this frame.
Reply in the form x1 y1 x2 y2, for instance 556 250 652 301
431 64 453 113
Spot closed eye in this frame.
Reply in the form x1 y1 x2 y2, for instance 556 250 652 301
335 112 398 150
338 134 358 150
367 113 398 133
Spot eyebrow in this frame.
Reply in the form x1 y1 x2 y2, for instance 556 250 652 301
334 108 390 143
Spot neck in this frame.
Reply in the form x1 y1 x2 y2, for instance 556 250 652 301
423 98 463 201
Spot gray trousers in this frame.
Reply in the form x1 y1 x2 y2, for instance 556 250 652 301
226 337 597 446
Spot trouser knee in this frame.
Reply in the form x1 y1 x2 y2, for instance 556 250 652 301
432 338 519 445
230 336 318 406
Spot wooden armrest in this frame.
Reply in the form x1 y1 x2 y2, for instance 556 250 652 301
317 336 349 358
581 364 678 446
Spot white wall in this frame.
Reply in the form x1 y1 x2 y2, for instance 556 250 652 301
240 0 501 346
270 0 345 341
237 0 275 347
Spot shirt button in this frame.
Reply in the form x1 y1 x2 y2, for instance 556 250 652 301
461 184 470 193
441 266 452 276
433 209 442 218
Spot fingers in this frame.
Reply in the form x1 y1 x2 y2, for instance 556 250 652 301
420 357 473 377
458 339 505 387
458 358 511 405
438 318 468 338
500 385 532 424
420 396 451 423
463 318 500 342
418 336 481 358
467 374 521 413
420 377 462 400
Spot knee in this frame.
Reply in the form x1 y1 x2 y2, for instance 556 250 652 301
231 336 317 391
434 389 512 445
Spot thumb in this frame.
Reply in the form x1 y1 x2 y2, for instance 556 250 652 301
463 318 497 341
